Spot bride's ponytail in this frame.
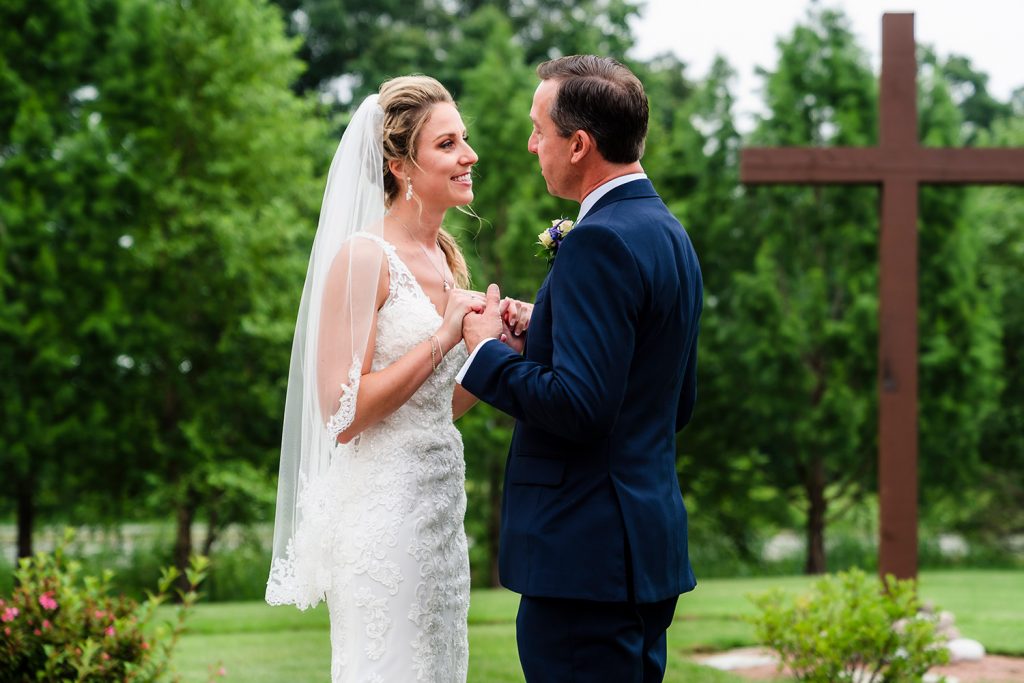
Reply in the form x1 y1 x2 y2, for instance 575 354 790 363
437 228 470 289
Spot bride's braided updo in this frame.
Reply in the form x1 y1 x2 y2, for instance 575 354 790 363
378 75 470 288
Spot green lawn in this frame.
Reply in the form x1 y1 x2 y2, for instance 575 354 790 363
169 570 1023 682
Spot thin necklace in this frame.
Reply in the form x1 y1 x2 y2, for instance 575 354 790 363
389 215 452 292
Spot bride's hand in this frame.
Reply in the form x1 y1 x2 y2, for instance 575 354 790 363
436 289 485 353
499 298 533 354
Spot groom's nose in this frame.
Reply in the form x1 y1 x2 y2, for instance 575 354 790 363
527 131 538 154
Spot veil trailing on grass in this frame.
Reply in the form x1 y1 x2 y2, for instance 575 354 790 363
266 95 386 609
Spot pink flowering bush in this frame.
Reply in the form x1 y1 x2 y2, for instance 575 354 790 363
0 530 212 682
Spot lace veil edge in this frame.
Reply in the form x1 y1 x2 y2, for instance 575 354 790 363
266 95 386 608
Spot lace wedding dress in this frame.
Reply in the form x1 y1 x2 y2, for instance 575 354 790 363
297 232 470 683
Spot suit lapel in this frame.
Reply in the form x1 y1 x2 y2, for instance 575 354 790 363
529 179 658 358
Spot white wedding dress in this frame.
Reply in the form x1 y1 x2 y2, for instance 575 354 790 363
321 232 470 682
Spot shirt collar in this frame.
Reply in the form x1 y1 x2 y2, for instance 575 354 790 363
577 172 648 222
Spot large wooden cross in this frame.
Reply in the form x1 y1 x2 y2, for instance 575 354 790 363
740 13 1024 579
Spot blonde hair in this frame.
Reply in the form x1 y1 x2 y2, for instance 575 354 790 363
378 75 470 288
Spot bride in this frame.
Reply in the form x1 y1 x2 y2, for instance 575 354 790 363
265 76 529 681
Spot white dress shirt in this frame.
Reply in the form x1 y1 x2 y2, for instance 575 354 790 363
576 172 647 222
455 173 649 385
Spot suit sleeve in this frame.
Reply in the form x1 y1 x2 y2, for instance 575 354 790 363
461 224 642 440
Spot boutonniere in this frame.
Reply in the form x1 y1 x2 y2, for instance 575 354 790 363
536 218 575 261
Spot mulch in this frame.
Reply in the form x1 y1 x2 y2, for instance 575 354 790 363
691 647 1024 682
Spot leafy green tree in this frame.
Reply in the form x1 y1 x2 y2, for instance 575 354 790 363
1 0 328 578
107 0 328 575
269 0 451 95
270 0 640 103
922 48 1014 144
0 0 143 558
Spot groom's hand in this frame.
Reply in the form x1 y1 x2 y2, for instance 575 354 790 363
499 298 531 354
462 283 503 353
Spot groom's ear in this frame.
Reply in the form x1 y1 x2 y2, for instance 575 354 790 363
569 130 595 164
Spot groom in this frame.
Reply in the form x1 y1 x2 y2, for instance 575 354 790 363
459 55 702 682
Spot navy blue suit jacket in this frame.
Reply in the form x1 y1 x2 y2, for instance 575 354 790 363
461 178 702 603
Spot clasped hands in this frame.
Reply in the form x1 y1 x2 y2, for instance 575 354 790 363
435 284 531 356
463 284 531 354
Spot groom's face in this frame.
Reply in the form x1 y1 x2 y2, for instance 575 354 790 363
528 79 575 201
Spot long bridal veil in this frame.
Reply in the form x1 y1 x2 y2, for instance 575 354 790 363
266 95 387 609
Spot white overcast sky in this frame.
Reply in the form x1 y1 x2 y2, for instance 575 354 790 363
629 0 1022 130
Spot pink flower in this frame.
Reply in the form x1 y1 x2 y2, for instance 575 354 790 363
38 592 58 611
141 641 150 650
101 652 110 661
33 628 41 636
94 610 106 619
1 607 18 622
3 627 10 636
42 619 51 630
105 626 116 637
217 666 227 677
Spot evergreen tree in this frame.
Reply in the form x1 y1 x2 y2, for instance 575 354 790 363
916 55 1002 497
966 117 1024 543
644 55 793 562
705 6 1002 572
730 7 880 573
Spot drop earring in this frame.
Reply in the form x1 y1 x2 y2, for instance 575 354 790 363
405 177 414 201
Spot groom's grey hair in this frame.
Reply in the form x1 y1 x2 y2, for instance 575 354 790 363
536 55 648 164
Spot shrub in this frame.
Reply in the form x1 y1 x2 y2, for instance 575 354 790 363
749 568 949 682
0 530 211 682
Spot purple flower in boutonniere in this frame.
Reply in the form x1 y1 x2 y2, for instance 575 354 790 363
537 218 575 261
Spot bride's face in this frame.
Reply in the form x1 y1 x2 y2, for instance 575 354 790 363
407 103 477 209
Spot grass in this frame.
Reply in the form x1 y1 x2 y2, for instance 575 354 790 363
168 570 1023 682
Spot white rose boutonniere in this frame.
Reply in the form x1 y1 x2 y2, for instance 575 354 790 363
537 218 575 262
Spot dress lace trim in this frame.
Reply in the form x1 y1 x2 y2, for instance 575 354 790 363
326 361 362 440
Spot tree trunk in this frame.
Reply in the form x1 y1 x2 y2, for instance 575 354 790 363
16 481 34 559
202 503 220 558
804 456 828 574
488 453 502 588
174 489 198 595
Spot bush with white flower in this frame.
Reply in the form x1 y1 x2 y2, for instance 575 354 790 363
749 568 949 682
